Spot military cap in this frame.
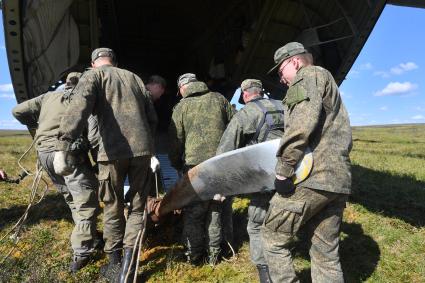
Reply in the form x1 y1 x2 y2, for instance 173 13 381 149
241 79 262 91
177 73 197 88
66 72 82 85
91 47 115 62
268 42 308 73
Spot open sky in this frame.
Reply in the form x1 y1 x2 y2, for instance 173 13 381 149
1 5 424 129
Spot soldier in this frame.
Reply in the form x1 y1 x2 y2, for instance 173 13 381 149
216 79 284 283
262 42 352 282
168 73 233 265
12 72 100 273
146 75 167 102
54 48 158 282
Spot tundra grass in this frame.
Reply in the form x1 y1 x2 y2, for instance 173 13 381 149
0 124 424 282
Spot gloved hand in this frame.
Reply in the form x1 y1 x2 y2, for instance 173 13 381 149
213 194 226 202
150 156 160 173
274 176 295 196
53 151 77 176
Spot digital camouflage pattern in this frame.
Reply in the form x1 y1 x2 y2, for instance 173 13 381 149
38 151 99 257
275 65 352 194
262 187 347 283
97 156 151 253
216 97 284 154
169 81 233 263
263 61 351 282
12 89 77 152
12 88 99 258
56 65 158 161
168 81 233 169
217 96 284 266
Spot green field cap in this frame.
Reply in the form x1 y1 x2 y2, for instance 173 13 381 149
91 47 115 62
268 42 307 73
177 73 197 88
241 79 262 91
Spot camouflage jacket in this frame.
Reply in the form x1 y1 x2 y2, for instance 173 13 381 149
56 65 158 161
216 97 284 154
12 88 94 153
276 65 352 194
168 81 233 170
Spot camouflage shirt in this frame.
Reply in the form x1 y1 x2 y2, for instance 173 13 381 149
56 65 158 161
12 88 94 153
276 65 352 194
216 97 284 154
168 81 233 170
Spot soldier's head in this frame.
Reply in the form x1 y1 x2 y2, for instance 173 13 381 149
146 75 167 101
269 42 313 86
177 73 197 96
239 79 263 104
65 72 82 88
91 48 116 68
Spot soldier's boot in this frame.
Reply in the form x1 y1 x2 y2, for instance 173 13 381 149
208 248 221 266
256 264 272 283
185 251 204 266
119 248 136 283
100 250 122 282
69 255 90 273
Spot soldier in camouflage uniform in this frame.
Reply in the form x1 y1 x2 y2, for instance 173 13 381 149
55 48 158 282
262 42 352 283
12 72 100 273
168 73 233 265
217 79 284 283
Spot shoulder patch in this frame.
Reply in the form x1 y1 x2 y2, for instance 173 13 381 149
285 85 308 109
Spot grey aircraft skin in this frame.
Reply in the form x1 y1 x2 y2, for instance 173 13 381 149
2 0 424 190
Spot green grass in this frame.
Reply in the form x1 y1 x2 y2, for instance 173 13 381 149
0 125 425 282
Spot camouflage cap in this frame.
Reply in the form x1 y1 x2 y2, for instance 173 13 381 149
66 72 82 85
241 79 262 91
91 47 115 62
268 42 307 73
177 73 197 88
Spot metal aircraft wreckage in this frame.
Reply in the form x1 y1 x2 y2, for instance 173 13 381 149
2 0 425 210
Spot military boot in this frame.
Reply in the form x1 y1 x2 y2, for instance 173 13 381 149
257 264 272 283
185 251 204 266
100 250 122 282
69 255 90 273
119 248 136 283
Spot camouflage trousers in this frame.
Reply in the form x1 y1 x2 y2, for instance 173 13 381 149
182 198 232 260
261 187 347 283
98 156 151 253
247 192 273 265
38 151 99 257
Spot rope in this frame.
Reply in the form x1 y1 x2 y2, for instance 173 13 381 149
0 138 50 264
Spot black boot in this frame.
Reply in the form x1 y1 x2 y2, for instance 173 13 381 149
100 250 122 282
69 255 90 273
119 248 136 283
257 264 272 283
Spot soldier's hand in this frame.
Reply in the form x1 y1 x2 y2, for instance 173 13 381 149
274 176 295 196
53 151 77 176
150 156 160 173
0 170 7 181
213 194 226 202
